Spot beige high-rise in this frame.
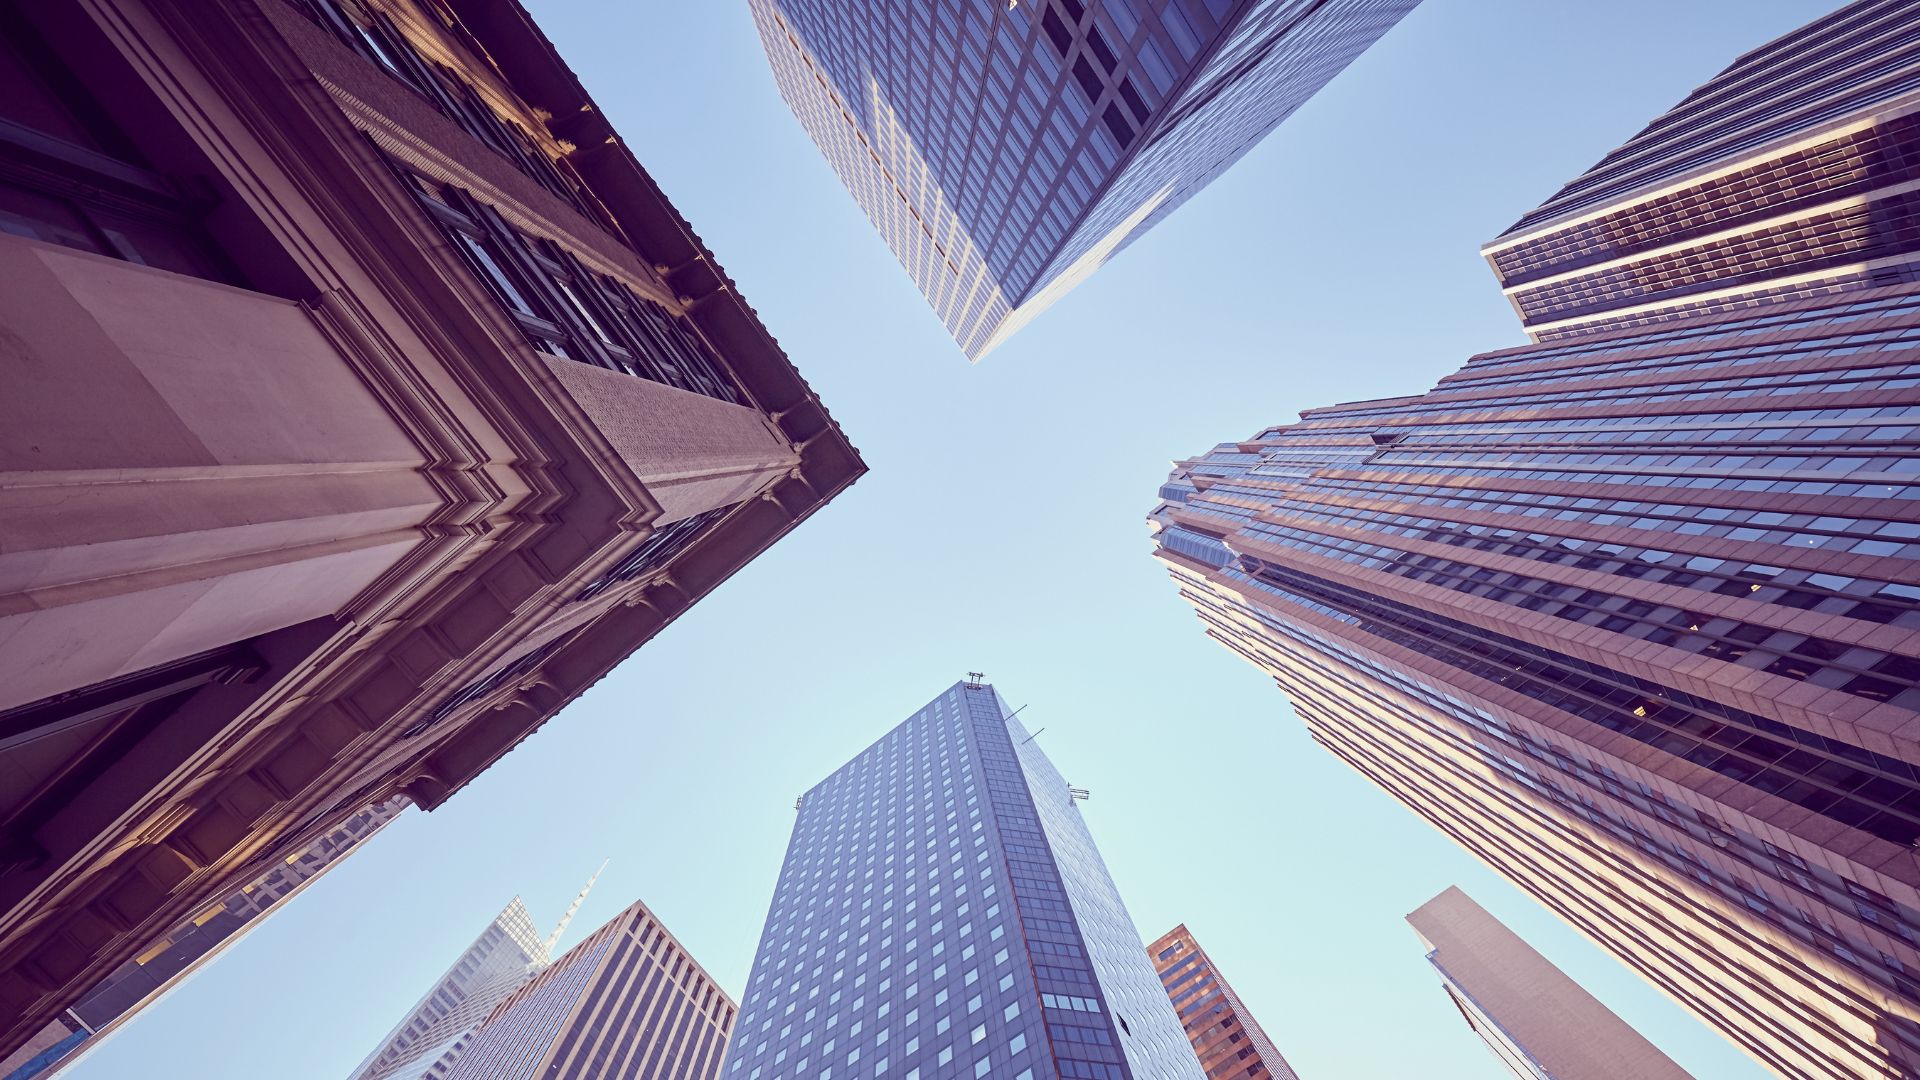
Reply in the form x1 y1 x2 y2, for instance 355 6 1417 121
1408 887 1694 1080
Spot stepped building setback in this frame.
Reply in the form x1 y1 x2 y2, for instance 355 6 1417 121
1151 2 1920 1076
747 0 1419 358
728 679 1203 1080
443 898 734 1080
0 0 862 1062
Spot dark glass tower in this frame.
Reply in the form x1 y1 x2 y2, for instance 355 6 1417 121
727 679 1200 1080
746 0 1419 358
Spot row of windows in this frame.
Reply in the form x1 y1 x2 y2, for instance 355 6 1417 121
1514 190 1920 323
1233 559 1920 846
399 171 745 403
1457 291 1920 378
1497 112 1920 284
289 0 605 224
1206 586 1920 1016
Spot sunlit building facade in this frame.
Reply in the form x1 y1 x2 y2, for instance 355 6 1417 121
444 898 734 1080
727 679 1201 1080
0 0 862 1062
1151 280 1920 1079
1152 3 1920 1075
1147 925 1301 1080
0 800 405 1080
1486 0 1920 341
1407 886 1694 1080
746 0 1419 358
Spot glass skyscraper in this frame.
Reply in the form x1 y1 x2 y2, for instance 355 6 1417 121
1485 0 1920 342
1150 4 1920 1077
747 0 1419 358
727 679 1201 1080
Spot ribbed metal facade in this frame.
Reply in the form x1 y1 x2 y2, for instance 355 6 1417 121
1152 280 1920 1078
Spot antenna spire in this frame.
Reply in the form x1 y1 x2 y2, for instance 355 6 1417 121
546 858 608 958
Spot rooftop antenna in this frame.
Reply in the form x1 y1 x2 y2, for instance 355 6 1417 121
546 858 608 958
965 671 986 689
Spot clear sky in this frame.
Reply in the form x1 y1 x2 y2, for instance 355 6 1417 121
67 2 1843 1078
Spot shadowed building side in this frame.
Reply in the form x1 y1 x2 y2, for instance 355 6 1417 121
0 799 407 1080
0 0 863 1060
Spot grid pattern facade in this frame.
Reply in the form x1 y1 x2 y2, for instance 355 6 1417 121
1149 284 1920 1079
1486 0 1920 341
1406 887 1694 1080
443 900 734 1080
1147 927 1300 1080
727 681 1201 1080
746 0 1415 358
352 899 553 1080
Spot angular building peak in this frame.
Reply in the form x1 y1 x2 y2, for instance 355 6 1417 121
1148 925 1303 1080
349 896 553 1080
748 0 1420 359
444 898 736 1080
729 680 1202 1080
1408 887 1694 1080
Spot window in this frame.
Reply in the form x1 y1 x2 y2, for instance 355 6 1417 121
0 15 235 283
396 169 745 403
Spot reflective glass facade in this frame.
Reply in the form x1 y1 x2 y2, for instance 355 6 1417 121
1147 926 1300 1080
727 680 1200 1080
1152 280 1920 1078
747 0 1417 358
443 899 734 1080
1487 0 1920 341
1155 7 1920 1068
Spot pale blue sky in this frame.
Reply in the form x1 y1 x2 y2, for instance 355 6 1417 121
69 3 1839 1078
